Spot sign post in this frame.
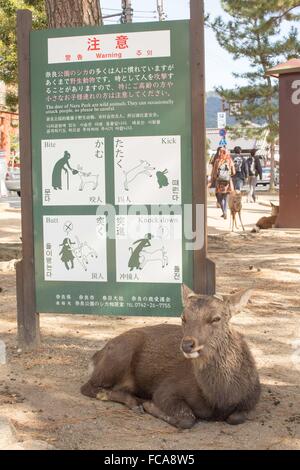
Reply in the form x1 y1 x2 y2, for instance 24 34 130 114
190 0 215 296
267 59 300 228
16 10 40 350
16 0 215 349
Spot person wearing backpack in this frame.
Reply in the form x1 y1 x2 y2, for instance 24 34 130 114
232 146 249 191
212 148 235 219
209 146 222 167
247 149 263 203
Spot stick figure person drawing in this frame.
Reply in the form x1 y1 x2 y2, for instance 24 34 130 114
128 233 152 271
59 237 76 270
52 151 78 190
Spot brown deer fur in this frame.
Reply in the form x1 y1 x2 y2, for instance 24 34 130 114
252 203 279 233
228 191 245 232
81 286 261 429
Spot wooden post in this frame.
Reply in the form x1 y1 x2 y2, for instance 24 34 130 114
122 0 133 23
16 10 40 350
266 59 300 228
190 0 216 295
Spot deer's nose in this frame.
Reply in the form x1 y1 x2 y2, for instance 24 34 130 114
181 338 196 354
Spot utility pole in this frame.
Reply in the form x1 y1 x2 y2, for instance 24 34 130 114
157 0 166 21
122 0 133 23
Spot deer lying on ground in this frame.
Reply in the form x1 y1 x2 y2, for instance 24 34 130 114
228 191 245 232
81 285 261 429
252 203 279 233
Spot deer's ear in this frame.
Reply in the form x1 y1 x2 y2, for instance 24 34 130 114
223 289 253 316
181 284 197 306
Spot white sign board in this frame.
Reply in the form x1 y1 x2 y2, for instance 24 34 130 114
48 30 171 64
42 138 106 206
114 135 182 205
43 215 107 282
217 112 226 129
115 215 182 284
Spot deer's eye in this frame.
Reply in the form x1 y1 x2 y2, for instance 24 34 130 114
211 316 221 324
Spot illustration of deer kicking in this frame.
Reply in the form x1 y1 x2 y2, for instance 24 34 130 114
72 236 98 271
139 247 169 269
123 160 155 192
77 165 99 192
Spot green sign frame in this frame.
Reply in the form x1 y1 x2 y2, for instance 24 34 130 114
30 20 193 317
16 1 215 350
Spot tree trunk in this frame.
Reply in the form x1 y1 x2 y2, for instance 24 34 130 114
269 141 276 192
45 0 102 29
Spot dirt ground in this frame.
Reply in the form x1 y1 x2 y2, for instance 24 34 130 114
0 201 300 450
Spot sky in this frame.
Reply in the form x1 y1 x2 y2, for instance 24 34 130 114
99 0 250 92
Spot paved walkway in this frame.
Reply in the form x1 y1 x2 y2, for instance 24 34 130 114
0 193 280 244
207 193 279 234
0 202 21 244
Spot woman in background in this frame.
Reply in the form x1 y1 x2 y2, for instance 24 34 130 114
209 146 222 207
212 148 235 220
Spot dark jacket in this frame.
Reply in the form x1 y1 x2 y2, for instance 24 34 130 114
247 156 263 179
232 154 249 181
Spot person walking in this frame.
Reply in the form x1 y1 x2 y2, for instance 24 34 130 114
0 151 8 198
232 146 248 191
209 146 222 167
212 148 235 219
247 149 263 203
209 147 222 208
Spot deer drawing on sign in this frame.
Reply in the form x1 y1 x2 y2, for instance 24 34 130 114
72 236 98 271
123 160 155 192
77 165 99 192
139 246 169 270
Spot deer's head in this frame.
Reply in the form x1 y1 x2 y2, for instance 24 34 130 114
270 203 279 216
180 285 253 360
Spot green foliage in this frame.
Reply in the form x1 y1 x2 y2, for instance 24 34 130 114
5 89 19 111
0 0 46 92
211 0 300 145
256 1 300 25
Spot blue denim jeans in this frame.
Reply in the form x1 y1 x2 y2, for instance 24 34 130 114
232 176 244 191
216 193 228 216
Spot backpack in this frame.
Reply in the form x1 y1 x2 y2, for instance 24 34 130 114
217 161 231 183
234 155 243 173
248 157 256 176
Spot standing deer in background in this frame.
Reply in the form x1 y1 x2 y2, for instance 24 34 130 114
81 285 261 429
228 191 245 232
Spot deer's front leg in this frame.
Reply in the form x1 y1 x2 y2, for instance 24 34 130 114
143 401 196 430
226 411 248 425
146 382 197 429
97 389 142 411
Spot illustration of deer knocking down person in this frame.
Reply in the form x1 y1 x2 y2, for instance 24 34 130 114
81 286 261 429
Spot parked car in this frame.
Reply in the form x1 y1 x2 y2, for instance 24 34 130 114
5 154 21 196
256 167 279 190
